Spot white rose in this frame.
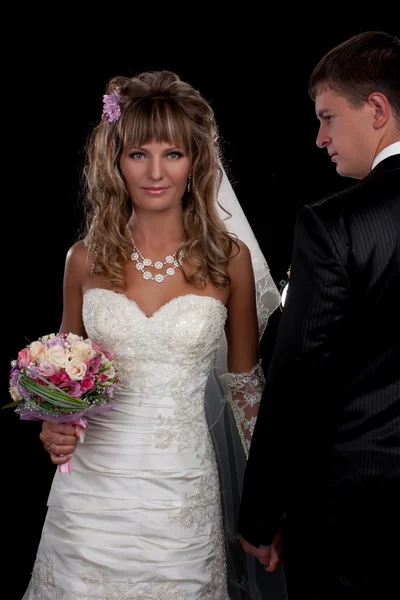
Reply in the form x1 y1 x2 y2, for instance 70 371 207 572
65 358 87 381
41 333 56 343
47 345 68 368
29 341 46 364
69 341 95 362
10 386 22 401
66 333 82 344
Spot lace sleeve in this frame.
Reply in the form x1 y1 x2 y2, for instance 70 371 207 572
219 362 265 458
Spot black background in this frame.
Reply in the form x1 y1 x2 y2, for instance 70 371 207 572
3 17 399 598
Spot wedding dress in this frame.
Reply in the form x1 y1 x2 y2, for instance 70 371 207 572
23 288 231 599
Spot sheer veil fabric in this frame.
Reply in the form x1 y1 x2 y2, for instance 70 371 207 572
205 169 287 598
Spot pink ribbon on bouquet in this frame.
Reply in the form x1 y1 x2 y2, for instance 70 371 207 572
59 417 88 473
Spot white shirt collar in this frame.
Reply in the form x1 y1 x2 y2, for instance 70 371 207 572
371 141 400 170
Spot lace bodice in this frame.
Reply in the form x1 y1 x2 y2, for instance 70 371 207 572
83 288 227 392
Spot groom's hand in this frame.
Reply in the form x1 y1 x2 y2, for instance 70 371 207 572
240 537 272 567
266 529 283 572
240 529 282 573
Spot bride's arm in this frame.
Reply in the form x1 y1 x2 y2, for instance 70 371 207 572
39 241 88 464
59 240 89 337
222 239 264 457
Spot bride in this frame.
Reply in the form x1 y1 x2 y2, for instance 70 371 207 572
23 69 286 599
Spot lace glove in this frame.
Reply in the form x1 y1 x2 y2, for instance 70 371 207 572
219 362 265 458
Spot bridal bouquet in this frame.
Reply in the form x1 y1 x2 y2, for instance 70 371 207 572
4 332 118 472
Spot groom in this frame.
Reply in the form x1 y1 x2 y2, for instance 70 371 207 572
238 31 400 598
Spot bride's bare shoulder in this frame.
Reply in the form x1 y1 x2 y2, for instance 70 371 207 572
64 239 94 277
228 238 252 270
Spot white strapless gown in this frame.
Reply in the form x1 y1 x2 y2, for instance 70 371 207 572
23 288 230 600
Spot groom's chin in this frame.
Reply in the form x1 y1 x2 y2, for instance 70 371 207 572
335 163 362 180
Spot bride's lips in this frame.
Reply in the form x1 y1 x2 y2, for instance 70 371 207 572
142 187 169 195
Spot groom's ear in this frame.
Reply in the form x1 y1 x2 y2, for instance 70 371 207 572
368 93 390 130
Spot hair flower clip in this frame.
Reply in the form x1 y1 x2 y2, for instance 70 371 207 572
102 90 121 123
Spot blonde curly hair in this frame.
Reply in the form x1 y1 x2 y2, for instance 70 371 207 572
82 69 238 291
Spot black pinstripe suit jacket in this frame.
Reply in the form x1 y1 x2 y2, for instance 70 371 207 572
238 154 400 547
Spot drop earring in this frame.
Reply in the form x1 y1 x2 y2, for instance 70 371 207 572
187 174 192 193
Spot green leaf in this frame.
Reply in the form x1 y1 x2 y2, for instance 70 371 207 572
99 360 114 371
19 375 88 409
2 400 22 410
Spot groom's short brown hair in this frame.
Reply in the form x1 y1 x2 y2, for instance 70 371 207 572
308 31 400 122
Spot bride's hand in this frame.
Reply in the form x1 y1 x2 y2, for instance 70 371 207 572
39 421 79 465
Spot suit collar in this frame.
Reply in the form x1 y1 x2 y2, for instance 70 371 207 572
370 153 400 176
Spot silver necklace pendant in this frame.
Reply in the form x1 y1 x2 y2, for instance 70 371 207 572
127 224 185 284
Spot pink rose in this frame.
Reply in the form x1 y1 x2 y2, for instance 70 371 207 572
37 360 61 378
18 348 31 367
58 370 70 382
80 375 95 392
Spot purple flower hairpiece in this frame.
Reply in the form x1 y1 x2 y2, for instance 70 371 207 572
102 90 121 124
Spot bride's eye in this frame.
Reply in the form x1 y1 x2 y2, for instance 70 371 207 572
128 151 145 159
167 151 184 159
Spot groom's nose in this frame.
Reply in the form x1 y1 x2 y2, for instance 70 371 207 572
316 127 331 149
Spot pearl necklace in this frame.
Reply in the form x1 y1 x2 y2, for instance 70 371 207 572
126 224 185 284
